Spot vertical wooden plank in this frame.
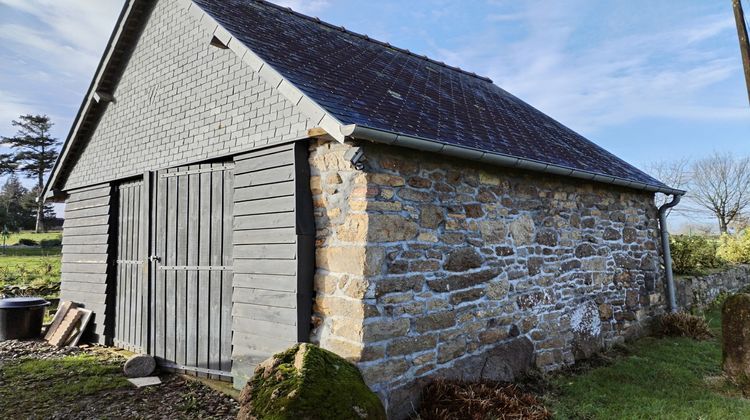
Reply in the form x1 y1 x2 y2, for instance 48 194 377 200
124 185 133 348
127 184 136 349
221 166 234 373
198 164 212 377
176 172 189 368
165 172 178 363
116 185 124 347
209 167 223 376
142 172 152 355
132 183 142 352
186 167 200 369
154 174 166 359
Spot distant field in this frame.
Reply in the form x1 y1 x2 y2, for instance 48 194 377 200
2 231 62 246
0 255 61 290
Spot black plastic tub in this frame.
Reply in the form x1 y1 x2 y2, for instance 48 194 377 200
0 297 50 340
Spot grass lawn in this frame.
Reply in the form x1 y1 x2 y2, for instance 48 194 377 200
0 254 61 291
0 354 130 418
2 231 61 246
548 310 750 419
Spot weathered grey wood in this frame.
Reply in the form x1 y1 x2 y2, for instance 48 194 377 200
233 149 295 174
62 234 109 245
61 272 112 283
231 317 297 341
113 179 144 353
233 244 296 260
198 164 211 374
233 181 294 203
232 288 297 308
221 167 234 374
233 144 294 162
62 244 110 255
233 196 294 216
233 213 295 230
176 171 188 367
61 281 108 294
64 185 111 203
63 215 110 228
234 165 294 187
65 203 110 219
61 262 109 274
165 172 177 363
148 162 234 377
233 259 296 275
62 225 110 237
209 168 223 374
62 253 109 263
154 174 167 360
186 167 200 370
233 274 297 292
65 195 110 212
233 228 296 245
231 302 297 325
232 332 295 353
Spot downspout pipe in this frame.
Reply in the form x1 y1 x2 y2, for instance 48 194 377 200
658 194 683 313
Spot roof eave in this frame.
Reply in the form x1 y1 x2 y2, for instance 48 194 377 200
340 124 686 196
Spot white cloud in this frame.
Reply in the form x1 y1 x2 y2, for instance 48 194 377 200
269 0 331 14
434 2 748 133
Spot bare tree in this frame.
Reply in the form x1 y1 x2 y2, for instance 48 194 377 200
690 152 750 234
646 158 690 218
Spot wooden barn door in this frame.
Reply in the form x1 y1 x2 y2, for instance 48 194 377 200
113 179 146 352
150 162 234 378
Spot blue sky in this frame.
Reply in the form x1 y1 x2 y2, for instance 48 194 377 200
0 0 749 228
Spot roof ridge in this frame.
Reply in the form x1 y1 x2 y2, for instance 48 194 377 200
255 0 493 83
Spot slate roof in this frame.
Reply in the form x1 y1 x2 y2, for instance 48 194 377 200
193 0 675 193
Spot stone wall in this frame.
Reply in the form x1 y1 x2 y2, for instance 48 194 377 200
675 265 750 310
309 138 665 417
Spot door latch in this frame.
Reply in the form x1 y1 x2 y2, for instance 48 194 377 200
149 255 161 263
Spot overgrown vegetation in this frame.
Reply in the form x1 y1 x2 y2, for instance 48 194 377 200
670 235 724 275
0 231 62 297
548 309 750 419
657 312 714 340
717 230 750 264
417 380 551 420
0 354 129 418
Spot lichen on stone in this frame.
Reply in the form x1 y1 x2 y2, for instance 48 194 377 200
238 343 386 420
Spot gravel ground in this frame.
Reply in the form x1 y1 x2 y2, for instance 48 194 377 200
0 339 239 419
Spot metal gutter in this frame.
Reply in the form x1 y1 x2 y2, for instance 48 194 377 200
340 124 686 196
658 194 683 313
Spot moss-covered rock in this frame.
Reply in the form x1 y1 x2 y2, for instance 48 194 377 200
237 343 386 420
722 293 750 382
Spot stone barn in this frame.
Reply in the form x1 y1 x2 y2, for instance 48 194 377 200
42 0 684 416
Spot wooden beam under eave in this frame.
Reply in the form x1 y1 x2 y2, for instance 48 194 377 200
307 127 330 138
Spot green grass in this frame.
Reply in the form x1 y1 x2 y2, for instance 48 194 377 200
0 254 61 291
0 354 130 418
549 310 750 419
1 230 61 246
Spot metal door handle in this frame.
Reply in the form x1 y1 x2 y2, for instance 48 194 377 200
149 255 161 262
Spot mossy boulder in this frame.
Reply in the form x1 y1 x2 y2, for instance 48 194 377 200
722 293 750 382
237 343 386 420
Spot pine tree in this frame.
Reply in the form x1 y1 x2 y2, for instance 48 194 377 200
0 175 33 230
1 115 59 232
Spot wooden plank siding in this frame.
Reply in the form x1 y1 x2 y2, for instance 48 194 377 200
151 162 234 380
113 179 146 353
60 183 115 344
230 141 315 388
